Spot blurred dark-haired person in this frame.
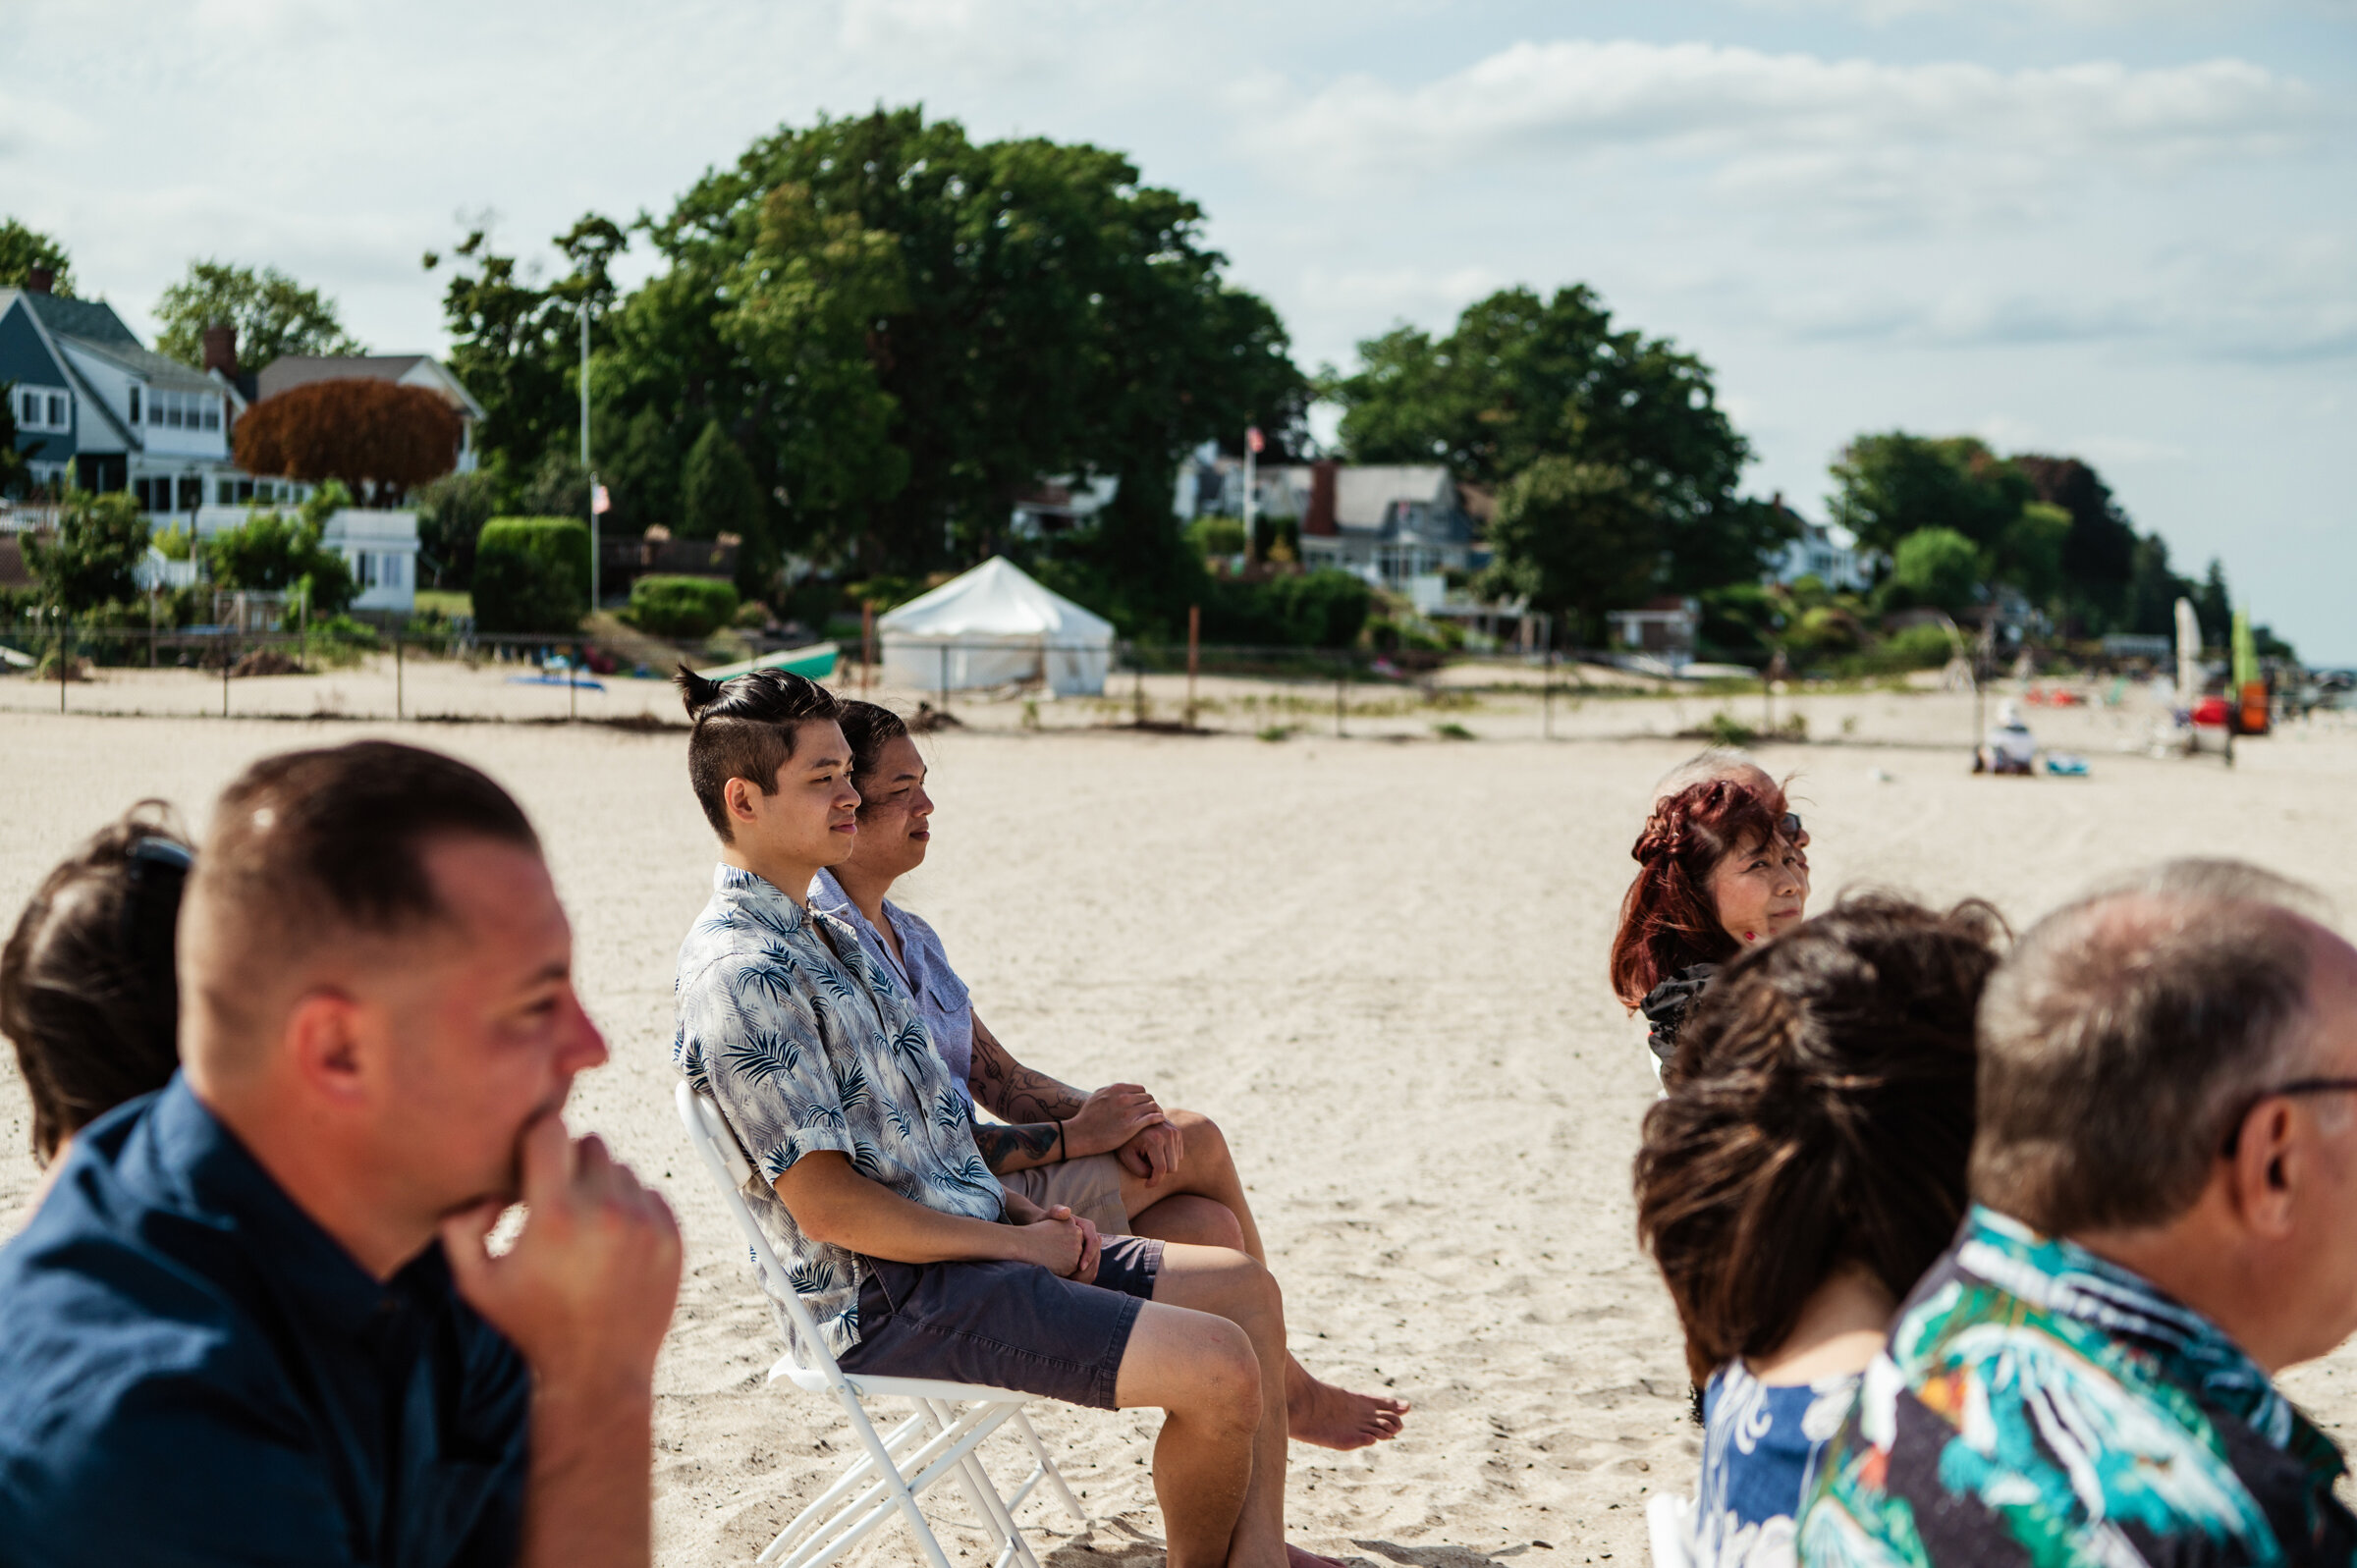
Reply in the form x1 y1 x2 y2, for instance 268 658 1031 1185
813 698 1406 1449
1636 894 2002 1568
1801 862 2357 1568
0 741 682 1568
1613 774 1810 1074
2 802 191 1205
669 669 1337 1568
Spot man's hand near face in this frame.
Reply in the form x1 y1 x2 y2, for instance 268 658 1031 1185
441 1110 682 1568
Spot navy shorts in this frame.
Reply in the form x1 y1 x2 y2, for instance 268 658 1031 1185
837 1236 1166 1410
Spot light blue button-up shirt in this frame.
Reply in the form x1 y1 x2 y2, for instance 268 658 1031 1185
809 868 977 1107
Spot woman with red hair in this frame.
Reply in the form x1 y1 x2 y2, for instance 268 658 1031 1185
1612 776 1810 1074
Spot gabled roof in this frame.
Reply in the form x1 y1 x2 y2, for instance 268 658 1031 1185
256 354 488 421
14 291 141 351
59 332 222 394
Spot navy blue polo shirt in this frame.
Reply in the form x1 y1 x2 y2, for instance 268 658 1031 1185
0 1076 530 1567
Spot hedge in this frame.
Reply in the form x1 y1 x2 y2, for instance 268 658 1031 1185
472 516 590 633
628 574 740 638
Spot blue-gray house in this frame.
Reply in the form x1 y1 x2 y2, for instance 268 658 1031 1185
3 277 247 508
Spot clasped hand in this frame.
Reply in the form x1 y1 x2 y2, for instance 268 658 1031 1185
1002 1191 1102 1284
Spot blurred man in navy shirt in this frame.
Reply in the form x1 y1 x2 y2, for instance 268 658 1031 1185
0 741 681 1568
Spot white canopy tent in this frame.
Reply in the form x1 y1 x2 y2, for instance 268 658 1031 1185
878 557 1117 697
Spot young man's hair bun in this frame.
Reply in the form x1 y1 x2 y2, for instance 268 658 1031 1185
675 664 728 721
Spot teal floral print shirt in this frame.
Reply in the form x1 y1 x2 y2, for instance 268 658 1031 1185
674 865 1004 1359
1798 1206 2355 1568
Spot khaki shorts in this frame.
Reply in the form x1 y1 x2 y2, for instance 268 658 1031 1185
1002 1154 1131 1236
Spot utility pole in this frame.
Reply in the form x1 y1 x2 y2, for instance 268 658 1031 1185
580 305 596 610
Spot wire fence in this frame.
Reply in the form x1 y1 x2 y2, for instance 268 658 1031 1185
0 619 1621 736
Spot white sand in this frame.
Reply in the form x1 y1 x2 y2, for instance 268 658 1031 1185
4 702 2355 1566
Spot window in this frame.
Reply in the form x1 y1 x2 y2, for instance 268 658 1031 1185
217 479 235 505
166 392 184 429
200 398 220 431
129 386 141 423
13 384 69 431
356 552 377 589
148 390 164 425
177 476 202 512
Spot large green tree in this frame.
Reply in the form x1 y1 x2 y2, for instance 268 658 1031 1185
425 214 627 491
1327 284 1781 592
1829 434 2031 558
679 418 767 593
0 219 74 296
1476 458 1661 639
580 108 1303 603
153 261 363 368
2014 454 2138 630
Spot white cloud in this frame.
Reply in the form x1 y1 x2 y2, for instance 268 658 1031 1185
1245 40 2325 231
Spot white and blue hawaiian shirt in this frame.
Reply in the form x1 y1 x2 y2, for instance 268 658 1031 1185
674 865 1004 1358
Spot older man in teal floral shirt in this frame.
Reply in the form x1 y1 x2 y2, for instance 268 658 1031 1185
1800 863 2357 1568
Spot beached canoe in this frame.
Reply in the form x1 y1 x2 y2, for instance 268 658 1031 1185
693 642 841 684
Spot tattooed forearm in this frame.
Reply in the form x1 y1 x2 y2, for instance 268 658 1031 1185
968 1113 1065 1174
968 1012 1087 1125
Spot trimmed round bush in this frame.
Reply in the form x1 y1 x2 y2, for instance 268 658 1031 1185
472 517 590 633
628 574 740 639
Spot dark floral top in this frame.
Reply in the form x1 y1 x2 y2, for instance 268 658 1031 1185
1799 1206 2355 1568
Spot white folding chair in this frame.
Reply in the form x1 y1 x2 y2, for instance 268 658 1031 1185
675 1081 1088 1568
1646 1492 1696 1568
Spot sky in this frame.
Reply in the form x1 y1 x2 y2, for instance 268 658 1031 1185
5 0 2351 653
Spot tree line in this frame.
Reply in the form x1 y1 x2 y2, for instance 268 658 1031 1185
3 113 2287 661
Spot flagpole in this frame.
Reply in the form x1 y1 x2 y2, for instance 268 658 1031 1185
580 306 596 609
1242 425 1258 567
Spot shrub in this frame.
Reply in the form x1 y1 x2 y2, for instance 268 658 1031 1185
26 491 149 612
1185 515 1245 558
627 574 740 638
205 507 355 614
473 516 590 633
1205 568 1372 649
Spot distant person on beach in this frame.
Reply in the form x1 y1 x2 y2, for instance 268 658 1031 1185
0 742 683 1568
812 698 1407 1450
1636 894 2002 1568
1977 699 2038 775
1801 861 2357 1567
670 670 1338 1568
1613 774 1811 1074
2 803 191 1209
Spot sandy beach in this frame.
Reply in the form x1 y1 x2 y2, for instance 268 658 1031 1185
5 698 2355 1566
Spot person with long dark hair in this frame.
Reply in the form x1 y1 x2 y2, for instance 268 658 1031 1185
1611 776 1810 1074
1635 894 2003 1568
1 802 192 1206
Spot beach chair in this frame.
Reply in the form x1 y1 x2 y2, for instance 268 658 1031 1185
674 1081 1088 1568
1645 1493 1696 1568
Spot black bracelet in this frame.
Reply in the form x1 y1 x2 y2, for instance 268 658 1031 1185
1056 1120 1069 1162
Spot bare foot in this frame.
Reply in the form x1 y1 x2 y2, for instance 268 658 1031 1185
1288 1546 1347 1568
1287 1357 1408 1450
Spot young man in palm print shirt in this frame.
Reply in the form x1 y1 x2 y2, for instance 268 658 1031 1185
668 668 1337 1568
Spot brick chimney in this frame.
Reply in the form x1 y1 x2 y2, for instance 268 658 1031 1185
24 266 53 295
201 323 238 378
1304 460 1339 537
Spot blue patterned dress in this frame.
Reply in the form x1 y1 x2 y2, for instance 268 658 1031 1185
1689 1360 1860 1568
